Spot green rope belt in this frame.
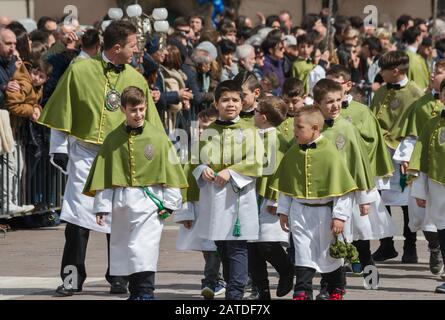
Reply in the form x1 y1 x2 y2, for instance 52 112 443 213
142 187 170 220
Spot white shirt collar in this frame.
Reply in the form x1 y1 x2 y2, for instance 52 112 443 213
394 76 409 87
218 116 240 123
407 46 417 53
102 51 113 64
344 94 353 103
308 135 323 145
258 127 276 134
78 50 90 59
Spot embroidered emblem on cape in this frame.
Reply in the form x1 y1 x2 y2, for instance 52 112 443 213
389 98 400 110
335 134 346 150
105 89 121 111
144 144 154 160
439 128 445 145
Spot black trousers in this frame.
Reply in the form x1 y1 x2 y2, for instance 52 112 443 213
294 266 345 299
129 271 155 297
437 229 445 266
352 240 374 269
381 206 417 249
249 242 294 290
60 222 128 289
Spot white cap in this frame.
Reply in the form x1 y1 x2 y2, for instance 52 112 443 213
196 41 218 60
283 35 297 47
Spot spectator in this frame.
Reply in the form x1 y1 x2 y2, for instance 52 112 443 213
0 27 18 108
191 48 216 111
75 28 100 61
261 33 285 96
218 39 238 81
219 22 237 43
189 15 204 42
37 16 57 32
235 43 256 73
30 29 56 49
265 15 281 30
279 10 293 35
393 14 414 50
283 34 298 77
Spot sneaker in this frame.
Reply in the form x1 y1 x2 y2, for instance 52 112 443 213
351 262 363 275
244 285 259 300
214 282 226 296
201 286 215 300
372 244 398 262
329 288 345 300
276 271 294 297
315 286 329 300
292 291 309 300
435 283 445 293
7 204 34 215
429 248 444 275
55 284 82 297
110 281 128 294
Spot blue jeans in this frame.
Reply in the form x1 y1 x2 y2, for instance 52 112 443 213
215 240 248 300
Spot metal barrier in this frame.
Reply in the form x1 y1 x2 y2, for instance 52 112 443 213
0 122 66 222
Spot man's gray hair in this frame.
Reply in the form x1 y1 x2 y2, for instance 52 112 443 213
234 44 254 62
191 48 214 65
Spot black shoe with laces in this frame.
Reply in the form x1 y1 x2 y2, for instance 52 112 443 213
110 281 128 294
276 272 294 297
55 284 82 297
372 244 398 262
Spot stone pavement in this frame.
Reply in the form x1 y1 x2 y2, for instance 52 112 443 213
0 211 445 300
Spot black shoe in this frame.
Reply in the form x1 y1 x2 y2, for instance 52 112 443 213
315 286 329 300
244 285 259 300
402 249 418 263
372 244 398 262
276 272 294 297
55 284 82 297
244 287 271 300
110 281 128 294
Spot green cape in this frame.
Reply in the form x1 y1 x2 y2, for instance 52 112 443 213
199 120 263 177
83 121 188 196
277 115 295 147
181 162 200 203
291 58 315 94
399 92 443 138
38 54 163 144
408 114 445 185
322 116 375 191
256 129 290 201
341 100 394 178
370 81 423 149
239 113 255 126
269 136 357 199
406 50 430 91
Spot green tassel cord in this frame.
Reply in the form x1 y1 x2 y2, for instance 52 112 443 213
400 174 408 192
228 177 244 237
142 187 170 220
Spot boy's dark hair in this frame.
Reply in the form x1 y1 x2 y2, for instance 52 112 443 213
234 70 261 92
261 34 282 53
214 80 243 102
349 16 364 29
326 64 352 81
257 96 288 127
362 36 383 55
198 106 219 121
435 59 445 71
313 79 343 103
81 28 100 50
265 15 281 28
220 22 236 36
30 29 52 44
296 34 314 46
301 14 320 31
396 15 413 31
378 50 409 72
121 86 146 107
218 39 237 55
29 57 53 77
173 17 189 29
295 107 325 128
402 26 421 45
282 78 305 97
103 21 137 51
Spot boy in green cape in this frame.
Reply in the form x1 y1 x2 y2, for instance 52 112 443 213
395 60 445 275
247 96 294 300
279 78 307 146
291 34 316 95
83 87 188 300
409 78 445 293
403 26 430 91
192 80 263 300
273 107 357 300
370 50 424 263
234 71 262 125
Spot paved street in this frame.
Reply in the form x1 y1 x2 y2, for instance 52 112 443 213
0 209 444 300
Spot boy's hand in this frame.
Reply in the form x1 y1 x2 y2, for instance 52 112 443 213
267 206 277 215
6 80 20 92
180 220 193 229
331 218 345 235
214 169 230 187
279 214 289 233
359 203 370 216
202 167 215 183
401 161 409 175
96 213 107 226
416 198 426 208
31 107 41 122
151 88 161 103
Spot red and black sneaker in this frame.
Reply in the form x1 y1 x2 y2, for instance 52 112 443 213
292 291 308 300
328 288 345 300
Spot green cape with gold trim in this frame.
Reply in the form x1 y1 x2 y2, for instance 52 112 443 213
83 121 188 196
38 54 164 144
269 136 357 199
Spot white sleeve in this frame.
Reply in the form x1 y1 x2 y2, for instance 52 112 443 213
173 202 196 222
277 194 292 216
49 129 69 154
228 169 255 189
393 136 417 163
332 192 354 221
375 176 391 190
93 189 113 214
308 65 326 95
266 199 278 208
162 187 182 211
355 188 379 205
410 172 428 200
192 164 209 188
